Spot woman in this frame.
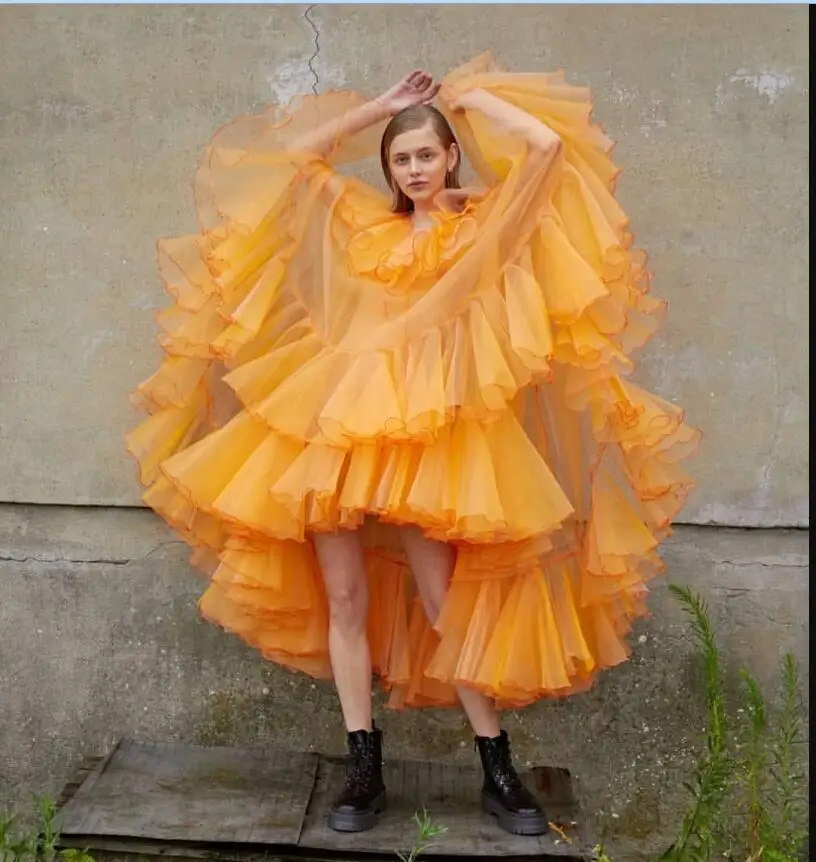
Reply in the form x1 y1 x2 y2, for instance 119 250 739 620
127 54 699 837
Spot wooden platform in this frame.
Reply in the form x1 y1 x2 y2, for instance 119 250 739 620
56 738 594 861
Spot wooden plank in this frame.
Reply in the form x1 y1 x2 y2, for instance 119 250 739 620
58 843 592 862
55 740 594 860
57 755 106 808
56 738 318 846
298 755 592 858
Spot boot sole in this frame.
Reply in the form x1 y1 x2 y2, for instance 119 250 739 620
327 789 387 833
481 791 549 836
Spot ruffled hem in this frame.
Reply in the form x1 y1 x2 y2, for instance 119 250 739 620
196 544 653 709
149 408 574 545
125 52 700 707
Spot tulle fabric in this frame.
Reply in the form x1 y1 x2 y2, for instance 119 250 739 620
126 53 699 708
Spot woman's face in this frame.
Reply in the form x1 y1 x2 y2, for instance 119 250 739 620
388 121 458 207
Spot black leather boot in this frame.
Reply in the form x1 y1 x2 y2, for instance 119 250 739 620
327 726 387 832
475 729 549 836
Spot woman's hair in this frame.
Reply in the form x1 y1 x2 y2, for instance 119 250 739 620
380 105 461 213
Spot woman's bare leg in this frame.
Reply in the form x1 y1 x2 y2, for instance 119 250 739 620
400 525 547 835
399 525 501 738
313 530 373 732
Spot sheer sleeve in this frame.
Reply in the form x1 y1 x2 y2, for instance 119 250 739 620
193 89 390 235
427 51 668 374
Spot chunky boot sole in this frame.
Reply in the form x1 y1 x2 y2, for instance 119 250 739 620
481 791 549 836
327 789 387 833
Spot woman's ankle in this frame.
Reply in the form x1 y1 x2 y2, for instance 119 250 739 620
345 723 374 734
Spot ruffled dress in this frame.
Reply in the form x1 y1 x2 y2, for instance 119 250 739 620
126 54 700 709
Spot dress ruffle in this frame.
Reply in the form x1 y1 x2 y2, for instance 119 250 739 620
126 52 700 708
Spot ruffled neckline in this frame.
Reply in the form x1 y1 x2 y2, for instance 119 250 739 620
345 198 480 290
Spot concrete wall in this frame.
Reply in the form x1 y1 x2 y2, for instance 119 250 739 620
0 5 808 526
1 505 808 858
0 6 809 859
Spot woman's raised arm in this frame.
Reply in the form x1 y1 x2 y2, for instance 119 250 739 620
444 87 562 157
288 69 441 157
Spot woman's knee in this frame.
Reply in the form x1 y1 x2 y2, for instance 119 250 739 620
313 531 368 630
325 577 368 628
420 594 443 626
399 526 455 624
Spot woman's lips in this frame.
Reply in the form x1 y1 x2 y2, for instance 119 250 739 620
407 181 427 190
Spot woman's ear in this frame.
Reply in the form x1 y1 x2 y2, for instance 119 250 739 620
447 143 460 173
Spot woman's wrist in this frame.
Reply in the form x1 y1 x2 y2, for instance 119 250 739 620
370 95 395 120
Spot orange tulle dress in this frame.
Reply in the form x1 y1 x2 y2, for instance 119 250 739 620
126 54 700 709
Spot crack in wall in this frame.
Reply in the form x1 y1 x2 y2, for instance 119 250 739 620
0 541 185 567
0 554 130 565
303 5 321 96
717 559 809 569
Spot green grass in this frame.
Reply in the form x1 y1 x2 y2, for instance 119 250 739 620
395 806 448 861
659 585 734 861
596 584 808 862
0 798 93 862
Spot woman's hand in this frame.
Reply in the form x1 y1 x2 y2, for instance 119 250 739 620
433 186 484 213
376 70 440 115
439 86 485 113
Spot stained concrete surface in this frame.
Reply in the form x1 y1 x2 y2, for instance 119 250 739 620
0 504 808 860
0 5 809 526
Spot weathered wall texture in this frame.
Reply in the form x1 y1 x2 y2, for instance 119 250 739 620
0 504 808 858
0 4 808 525
0 5 809 859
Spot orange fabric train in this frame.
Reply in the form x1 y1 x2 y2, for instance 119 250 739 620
126 54 700 709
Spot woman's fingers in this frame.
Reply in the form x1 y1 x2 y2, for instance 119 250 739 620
421 83 441 103
411 70 433 91
421 76 438 98
406 69 427 89
400 69 439 103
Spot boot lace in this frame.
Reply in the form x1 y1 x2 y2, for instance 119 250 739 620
344 745 373 789
495 754 524 792
478 739 524 792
